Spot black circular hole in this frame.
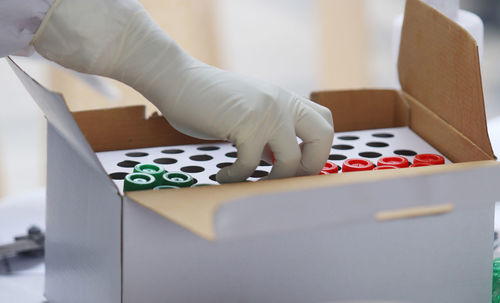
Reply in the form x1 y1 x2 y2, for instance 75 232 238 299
394 149 417 156
359 152 382 158
329 154 347 161
226 152 238 158
366 142 389 148
117 160 140 168
161 149 184 154
190 154 213 161
217 162 233 169
209 174 217 182
181 166 205 173
251 170 269 178
197 146 220 151
372 133 394 138
154 158 177 165
332 144 354 150
126 152 148 157
259 160 272 167
109 172 128 180
337 136 359 141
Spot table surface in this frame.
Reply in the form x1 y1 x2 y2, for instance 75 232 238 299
0 188 46 303
1 117 500 302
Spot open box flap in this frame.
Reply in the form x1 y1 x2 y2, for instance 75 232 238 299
398 0 494 158
7 58 116 191
126 160 500 240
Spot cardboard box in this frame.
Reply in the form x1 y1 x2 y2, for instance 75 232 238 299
8 0 500 302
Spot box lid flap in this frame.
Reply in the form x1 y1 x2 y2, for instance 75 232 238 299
8 58 114 182
126 160 500 240
398 0 494 158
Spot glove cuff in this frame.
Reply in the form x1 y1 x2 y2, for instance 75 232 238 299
31 0 62 47
32 0 199 113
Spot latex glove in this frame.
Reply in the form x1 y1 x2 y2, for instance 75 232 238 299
32 0 334 183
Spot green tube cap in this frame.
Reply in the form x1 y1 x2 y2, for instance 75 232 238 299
124 173 156 192
162 172 194 188
134 163 165 185
493 258 500 303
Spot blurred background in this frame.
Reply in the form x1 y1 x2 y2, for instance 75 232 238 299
0 0 498 199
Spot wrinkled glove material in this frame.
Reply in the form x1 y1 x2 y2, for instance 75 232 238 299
33 0 334 183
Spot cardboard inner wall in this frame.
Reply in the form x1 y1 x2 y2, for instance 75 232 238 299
310 88 494 163
74 87 494 164
72 106 220 152
310 89 409 132
74 89 411 152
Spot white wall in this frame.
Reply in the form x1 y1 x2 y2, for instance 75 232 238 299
0 57 47 198
215 0 319 97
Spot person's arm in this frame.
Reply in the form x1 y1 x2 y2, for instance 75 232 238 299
0 0 54 57
32 0 334 183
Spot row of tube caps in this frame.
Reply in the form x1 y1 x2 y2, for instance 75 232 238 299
123 164 207 192
123 154 445 192
320 154 445 174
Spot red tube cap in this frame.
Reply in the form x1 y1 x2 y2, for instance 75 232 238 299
413 154 445 166
342 158 375 172
377 156 409 168
321 161 339 174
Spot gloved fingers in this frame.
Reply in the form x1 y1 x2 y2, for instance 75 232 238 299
266 127 302 180
216 140 264 183
295 104 334 176
298 97 334 127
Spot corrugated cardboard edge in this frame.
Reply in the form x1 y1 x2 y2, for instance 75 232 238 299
126 160 499 240
398 0 494 158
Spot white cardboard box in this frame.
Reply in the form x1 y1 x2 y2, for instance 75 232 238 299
8 0 500 302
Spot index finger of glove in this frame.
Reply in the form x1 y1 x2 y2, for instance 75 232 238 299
295 103 334 176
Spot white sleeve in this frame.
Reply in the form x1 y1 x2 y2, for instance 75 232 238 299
0 0 54 58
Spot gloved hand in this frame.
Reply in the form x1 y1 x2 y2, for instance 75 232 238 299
32 0 334 183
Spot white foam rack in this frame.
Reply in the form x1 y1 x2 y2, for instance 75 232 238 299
96 126 451 194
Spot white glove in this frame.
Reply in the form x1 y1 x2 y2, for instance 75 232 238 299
32 0 334 183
